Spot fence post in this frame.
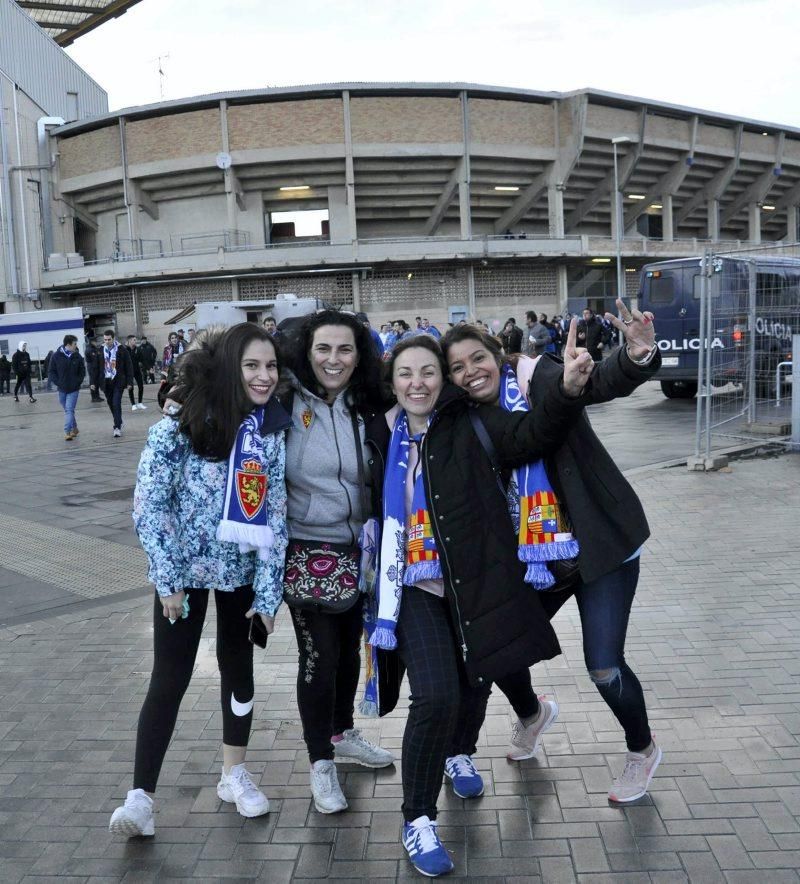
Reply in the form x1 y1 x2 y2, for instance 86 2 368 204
693 250 708 460
792 334 800 452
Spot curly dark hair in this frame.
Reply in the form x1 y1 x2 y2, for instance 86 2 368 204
175 322 282 460
285 309 389 412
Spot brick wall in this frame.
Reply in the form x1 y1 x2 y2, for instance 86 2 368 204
470 99 554 147
239 273 352 306
228 100 344 151
58 126 120 179
126 109 221 165
350 97 462 144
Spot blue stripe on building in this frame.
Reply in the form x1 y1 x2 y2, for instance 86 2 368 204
0 318 83 335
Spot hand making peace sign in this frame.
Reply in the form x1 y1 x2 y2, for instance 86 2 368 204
562 317 595 397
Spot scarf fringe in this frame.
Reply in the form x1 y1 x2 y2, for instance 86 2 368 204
520 538 580 563
370 623 398 650
216 520 274 560
525 561 556 589
358 697 379 718
404 560 442 583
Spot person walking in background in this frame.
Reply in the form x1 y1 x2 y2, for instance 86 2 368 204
85 336 105 402
12 341 36 403
0 354 11 394
577 307 605 362
125 335 147 411
522 311 551 357
138 336 158 384
109 323 288 838
500 318 523 354
162 331 185 370
48 334 86 441
43 350 55 392
102 329 134 437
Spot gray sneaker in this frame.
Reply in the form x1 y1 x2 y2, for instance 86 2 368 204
310 759 348 814
608 743 662 803
333 728 394 768
507 696 559 761
109 788 154 837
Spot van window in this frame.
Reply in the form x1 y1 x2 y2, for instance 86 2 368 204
647 275 675 303
692 273 722 299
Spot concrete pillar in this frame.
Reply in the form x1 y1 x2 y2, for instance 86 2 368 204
459 91 472 240
341 92 358 244
351 271 361 312
787 205 798 241
219 101 238 233
556 265 568 312
547 183 564 238
326 186 351 244
662 194 674 242
748 203 761 243
707 198 720 241
466 264 476 320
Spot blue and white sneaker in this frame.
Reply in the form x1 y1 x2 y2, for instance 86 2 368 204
402 815 454 877
444 754 484 798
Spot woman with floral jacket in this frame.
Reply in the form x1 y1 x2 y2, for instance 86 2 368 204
109 323 291 839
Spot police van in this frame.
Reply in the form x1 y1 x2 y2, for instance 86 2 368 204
638 255 798 398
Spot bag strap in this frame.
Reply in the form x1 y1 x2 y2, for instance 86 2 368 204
350 408 370 519
468 407 505 497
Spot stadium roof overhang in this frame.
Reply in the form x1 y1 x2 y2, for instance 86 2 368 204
16 0 144 46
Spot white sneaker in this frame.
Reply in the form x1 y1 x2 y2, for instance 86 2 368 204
507 696 559 761
138 404 148 410
608 743 663 803
216 764 269 817
131 404 137 412
108 788 154 837
113 428 122 437
333 728 395 768
310 759 348 814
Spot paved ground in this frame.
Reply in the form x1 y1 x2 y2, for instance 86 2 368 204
1 383 799 882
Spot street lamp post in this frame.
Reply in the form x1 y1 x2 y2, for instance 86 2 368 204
611 136 631 306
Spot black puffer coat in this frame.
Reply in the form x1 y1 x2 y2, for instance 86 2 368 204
365 372 586 700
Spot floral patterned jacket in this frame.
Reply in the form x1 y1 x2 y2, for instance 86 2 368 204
132 402 290 615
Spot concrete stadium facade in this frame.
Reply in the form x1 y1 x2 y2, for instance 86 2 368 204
29 83 800 338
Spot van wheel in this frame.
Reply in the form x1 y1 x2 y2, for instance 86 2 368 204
661 380 697 399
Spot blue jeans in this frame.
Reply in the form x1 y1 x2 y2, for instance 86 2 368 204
571 558 651 752
58 390 79 434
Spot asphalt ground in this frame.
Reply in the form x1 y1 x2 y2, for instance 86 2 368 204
1 378 799 882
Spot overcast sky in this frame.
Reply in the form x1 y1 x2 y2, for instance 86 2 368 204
66 0 800 128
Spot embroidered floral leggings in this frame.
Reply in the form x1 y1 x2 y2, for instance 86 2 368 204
290 599 364 763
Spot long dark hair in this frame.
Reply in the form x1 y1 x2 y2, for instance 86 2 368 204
441 324 506 369
176 322 281 460
285 309 389 412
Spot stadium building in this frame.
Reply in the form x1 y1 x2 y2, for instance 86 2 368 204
2 0 800 340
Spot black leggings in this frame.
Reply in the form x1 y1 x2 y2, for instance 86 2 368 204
14 375 32 398
396 587 491 822
133 587 255 793
290 599 364 763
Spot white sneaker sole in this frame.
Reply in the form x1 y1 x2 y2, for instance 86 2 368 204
216 783 270 817
507 700 560 761
108 813 154 837
608 745 663 804
333 751 394 769
312 796 348 814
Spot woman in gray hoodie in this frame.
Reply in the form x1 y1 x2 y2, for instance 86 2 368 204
281 310 395 814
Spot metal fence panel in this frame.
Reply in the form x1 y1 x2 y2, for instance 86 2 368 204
694 242 800 458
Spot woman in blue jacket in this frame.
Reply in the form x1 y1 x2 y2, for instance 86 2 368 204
109 323 290 838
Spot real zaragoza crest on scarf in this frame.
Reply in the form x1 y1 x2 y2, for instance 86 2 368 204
235 458 267 520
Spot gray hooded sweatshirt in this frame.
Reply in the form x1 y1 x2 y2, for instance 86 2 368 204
284 383 369 546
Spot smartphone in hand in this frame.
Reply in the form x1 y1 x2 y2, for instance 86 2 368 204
248 616 268 649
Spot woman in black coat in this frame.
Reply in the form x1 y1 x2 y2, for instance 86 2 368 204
364 328 594 877
443 299 663 808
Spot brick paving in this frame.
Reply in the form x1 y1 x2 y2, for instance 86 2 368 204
0 388 799 881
